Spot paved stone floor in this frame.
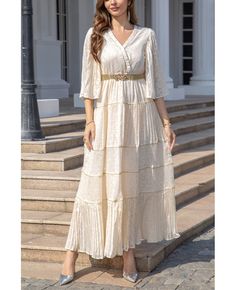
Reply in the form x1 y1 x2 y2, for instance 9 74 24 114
22 225 214 290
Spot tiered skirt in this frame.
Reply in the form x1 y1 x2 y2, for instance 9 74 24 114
65 78 180 259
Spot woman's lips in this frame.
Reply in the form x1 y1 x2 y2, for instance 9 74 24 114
110 7 119 11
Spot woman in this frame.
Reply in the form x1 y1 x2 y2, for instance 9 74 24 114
59 0 180 285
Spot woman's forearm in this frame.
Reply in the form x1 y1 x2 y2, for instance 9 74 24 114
153 97 171 125
84 98 94 124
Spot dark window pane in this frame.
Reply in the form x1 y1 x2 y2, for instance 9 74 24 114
58 0 61 14
64 68 68 81
57 0 68 81
183 59 192 71
63 0 67 14
61 43 64 66
183 31 192 43
56 0 59 13
64 16 67 40
183 73 192 85
183 3 193 15
64 43 67 66
183 45 193 57
57 15 60 40
183 17 193 29
60 17 64 39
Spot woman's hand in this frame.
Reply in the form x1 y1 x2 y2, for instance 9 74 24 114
163 126 176 152
153 98 176 152
83 122 96 151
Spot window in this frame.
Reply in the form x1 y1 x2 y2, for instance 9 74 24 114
182 1 193 85
56 0 68 81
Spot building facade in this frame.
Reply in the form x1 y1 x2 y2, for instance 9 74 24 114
32 0 214 109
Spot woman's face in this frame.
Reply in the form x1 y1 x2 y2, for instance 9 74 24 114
104 0 129 18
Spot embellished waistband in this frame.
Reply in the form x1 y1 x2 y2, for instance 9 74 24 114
101 72 145 81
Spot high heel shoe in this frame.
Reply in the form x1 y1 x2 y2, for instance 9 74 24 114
59 273 75 286
59 252 78 286
122 270 139 283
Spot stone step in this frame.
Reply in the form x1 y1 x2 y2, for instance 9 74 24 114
21 115 214 154
22 189 75 212
21 135 214 190
21 163 214 213
165 98 214 113
175 163 214 207
41 117 85 137
21 144 214 212
173 127 214 154
55 97 215 117
170 106 214 124
21 147 85 171
173 143 214 177
21 131 85 154
21 163 214 236
21 167 81 191
172 116 214 136
21 126 214 172
21 191 214 272
50 98 214 121
38 105 214 138
59 97 217 120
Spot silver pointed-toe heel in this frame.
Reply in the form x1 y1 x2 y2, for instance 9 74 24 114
59 273 75 286
59 251 78 286
122 271 139 283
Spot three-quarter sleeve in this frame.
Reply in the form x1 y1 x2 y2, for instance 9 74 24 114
79 27 102 100
145 28 168 99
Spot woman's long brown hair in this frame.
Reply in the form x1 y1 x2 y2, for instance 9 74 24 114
90 0 138 64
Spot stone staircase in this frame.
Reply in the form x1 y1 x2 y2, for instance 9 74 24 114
21 96 215 276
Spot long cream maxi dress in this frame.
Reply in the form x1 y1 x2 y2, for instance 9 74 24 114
65 24 180 259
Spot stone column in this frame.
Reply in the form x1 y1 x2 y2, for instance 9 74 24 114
189 0 214 94
151 0 185 99
32 0 69 100
151 0 173 88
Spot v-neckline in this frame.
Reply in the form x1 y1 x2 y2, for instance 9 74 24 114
108 25 137 48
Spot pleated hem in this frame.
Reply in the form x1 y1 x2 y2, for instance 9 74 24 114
64 189 181 260
65 233 180 260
